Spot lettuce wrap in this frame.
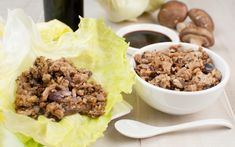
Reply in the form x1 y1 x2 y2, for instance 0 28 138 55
0 9 135 147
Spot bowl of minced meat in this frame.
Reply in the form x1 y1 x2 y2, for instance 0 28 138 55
15 57 106 121
131 42 230 115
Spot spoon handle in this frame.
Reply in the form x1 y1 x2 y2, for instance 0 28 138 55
159 119 233 134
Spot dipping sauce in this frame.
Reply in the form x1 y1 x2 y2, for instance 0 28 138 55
123 30 172 48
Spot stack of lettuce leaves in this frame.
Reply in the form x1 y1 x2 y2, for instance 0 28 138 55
0 9 135 147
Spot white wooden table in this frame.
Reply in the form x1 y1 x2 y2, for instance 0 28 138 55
0 0 235 147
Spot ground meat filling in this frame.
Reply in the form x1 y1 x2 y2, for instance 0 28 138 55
134 45 222 91
15 57 107 121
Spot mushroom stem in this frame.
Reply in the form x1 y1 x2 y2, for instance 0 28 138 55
176 22 197 32
190 38 203 46
176 22 186 32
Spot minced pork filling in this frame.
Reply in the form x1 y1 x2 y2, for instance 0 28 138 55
134 45 222 91
15 56 106 121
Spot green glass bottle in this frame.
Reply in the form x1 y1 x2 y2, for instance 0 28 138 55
43 0 84 31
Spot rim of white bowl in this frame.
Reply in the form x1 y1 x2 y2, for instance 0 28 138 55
116 23 180 51
131 42 230 95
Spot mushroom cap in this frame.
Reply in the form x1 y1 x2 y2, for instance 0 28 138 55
158 1 188 28
179 26 215 47
188 8 214 32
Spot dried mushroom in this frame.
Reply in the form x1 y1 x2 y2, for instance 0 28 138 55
188 8 214 32
179 26 215 47
158 1 188 28
157 1 216 47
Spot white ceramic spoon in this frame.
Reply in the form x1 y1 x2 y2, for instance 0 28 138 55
115 119 233 138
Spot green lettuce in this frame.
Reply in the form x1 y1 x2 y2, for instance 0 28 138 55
0 9 135 147
0 125 24 147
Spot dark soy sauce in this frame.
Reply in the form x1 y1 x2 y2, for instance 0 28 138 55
43 0 83 31
123 30 172 48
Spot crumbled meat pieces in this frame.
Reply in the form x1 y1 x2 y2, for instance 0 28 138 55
176 67 192 81
172 78 184 89
149 74 171 88
15 56 107 121
134 45 222 91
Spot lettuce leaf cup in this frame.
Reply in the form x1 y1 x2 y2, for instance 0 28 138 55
0 9 135 147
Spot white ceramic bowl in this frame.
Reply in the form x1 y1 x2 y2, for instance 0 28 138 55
116 24 179 56
131 42 230 115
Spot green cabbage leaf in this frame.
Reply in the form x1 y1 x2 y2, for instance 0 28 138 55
97 0 164 22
